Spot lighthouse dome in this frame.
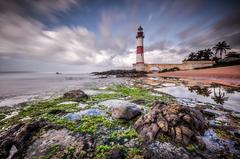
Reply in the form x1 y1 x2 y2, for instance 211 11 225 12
138 25 143 31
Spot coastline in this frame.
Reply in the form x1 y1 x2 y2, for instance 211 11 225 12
0 72 240 158
149 65 240 87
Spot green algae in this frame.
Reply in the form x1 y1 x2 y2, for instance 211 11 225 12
89 93 122 103
75 115 113 134
186 144 197 152
96 144 143 159
110 128 138 140
38 144 61 159
158 133 171 143
0 98 80 131
0 113 6 120
106 85 174 104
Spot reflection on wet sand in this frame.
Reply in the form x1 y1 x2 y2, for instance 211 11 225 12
140 77 240 112
211 86 229 105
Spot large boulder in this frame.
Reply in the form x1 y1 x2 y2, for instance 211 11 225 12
143 141 189 159
111 104 142 120
63 89 88 102
134 101 208 145
0 119 48 159
25 129 94 159
98 99 142 120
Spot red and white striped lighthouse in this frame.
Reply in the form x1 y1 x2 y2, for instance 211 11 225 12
136 26 145 71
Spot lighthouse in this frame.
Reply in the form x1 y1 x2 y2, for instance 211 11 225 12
135 26 145 71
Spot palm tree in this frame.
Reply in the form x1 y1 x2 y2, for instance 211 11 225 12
202 49 213 60
188 52 197 60
212 41 231 59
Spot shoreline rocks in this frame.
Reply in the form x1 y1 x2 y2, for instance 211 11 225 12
134 101 208 145
92 69 147 78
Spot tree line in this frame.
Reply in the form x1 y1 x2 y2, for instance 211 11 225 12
184 41 240 61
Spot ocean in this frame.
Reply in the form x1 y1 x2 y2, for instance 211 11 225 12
0 72 127 107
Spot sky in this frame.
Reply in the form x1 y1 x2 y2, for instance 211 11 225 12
0 0 239 73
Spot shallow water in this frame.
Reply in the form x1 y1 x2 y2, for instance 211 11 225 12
155 84 240 112
0 72 128 107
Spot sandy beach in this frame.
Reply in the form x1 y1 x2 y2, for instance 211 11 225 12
150 65 240 87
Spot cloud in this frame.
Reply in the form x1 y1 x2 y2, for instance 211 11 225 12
177 9 240 50
0 12 134 69
27 0 78 14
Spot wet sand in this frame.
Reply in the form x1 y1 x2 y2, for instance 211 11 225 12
149 65 240 87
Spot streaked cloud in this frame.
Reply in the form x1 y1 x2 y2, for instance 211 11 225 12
0 0 239 72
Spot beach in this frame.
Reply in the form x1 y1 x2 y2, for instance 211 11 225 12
150 65 240 87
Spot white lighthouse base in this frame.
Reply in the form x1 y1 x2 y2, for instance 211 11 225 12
133 63 145 71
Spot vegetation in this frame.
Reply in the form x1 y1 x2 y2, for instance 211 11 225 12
184 41 240 65
213 41 231 59
185 49 214 61
75 115 113 134
106 85 173 103
225 51 240 58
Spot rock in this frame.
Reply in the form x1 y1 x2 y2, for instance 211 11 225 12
25 129 94 159
162 83 176 87
63 89 88 102
111 104 142 120
203 109 227 116
131 99 146 105
98 99 142 120
92 69 147 78
57 101 78 105
0 119 48 158
134 101 208 145
143 141 189 159
231 112 240 119
106 149 126 159
83 89 114 96
65 109 103 121
48 109 66 115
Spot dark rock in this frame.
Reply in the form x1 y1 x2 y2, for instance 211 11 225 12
25 129 94 159
134 101 208 145
111 104 142 120
106 149 126 159
48 109 66 115
143 141 189 159
131 99 146 105
92 69 147 78
63 89 88 102
0 119 48 159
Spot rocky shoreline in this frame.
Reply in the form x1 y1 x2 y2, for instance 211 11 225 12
0 78 240 159
92 69 147 78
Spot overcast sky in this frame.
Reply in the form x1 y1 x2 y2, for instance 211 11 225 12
0 0 239 73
